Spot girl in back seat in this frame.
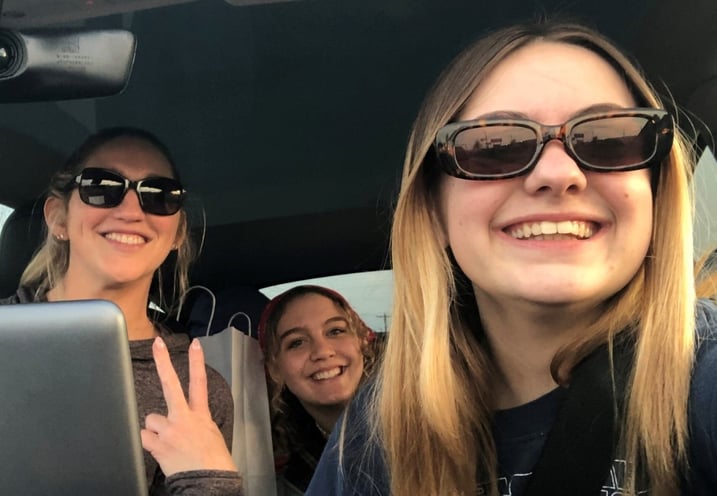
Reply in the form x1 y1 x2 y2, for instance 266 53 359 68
259 285 380 495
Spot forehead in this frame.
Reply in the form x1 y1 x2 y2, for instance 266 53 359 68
459 41 636 122
83 137 174 179
277 293 344 329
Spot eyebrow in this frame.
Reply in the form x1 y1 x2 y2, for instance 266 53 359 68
473 103 630 122
278 315 349 343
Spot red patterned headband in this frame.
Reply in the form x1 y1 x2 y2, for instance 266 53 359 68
257 284 375 353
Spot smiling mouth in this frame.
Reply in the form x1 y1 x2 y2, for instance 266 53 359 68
312 366 344 381
507 220 597 240
104 232 147 245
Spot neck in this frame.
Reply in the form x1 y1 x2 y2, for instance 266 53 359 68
476 291 601 409
301 402 346 437
47 275 158 341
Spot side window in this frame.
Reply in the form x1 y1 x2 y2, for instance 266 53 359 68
0 204 13 234
261 269 393 334
695 148 717 256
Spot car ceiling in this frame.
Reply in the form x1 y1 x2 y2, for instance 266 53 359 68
0 0 715 289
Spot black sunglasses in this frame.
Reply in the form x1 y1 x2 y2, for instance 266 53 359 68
434 108 674 180
72 167 186 216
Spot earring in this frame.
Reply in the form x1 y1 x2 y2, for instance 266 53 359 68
54 232 67 241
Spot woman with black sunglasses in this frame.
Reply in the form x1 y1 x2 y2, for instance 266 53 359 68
1 127 242 495
305 20 717 496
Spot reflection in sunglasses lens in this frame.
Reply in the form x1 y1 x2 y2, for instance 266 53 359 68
572 117 652 168
455 125 537 176
454 116 654 175
76 168 184 215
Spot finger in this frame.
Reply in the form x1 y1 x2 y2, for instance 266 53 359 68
144 412 170 433
187 339 211 415
140 428 161 453
152 336 188 414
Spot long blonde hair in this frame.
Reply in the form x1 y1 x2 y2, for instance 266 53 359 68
376 21 699 495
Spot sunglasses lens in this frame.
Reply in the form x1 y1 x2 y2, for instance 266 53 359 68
571 116 656 169
137 177 185 215
453 125 537 177
77 168 126 208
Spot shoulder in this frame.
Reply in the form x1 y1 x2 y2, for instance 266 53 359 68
693 299 717 377
306 381 388 496
0 286 36 304
696 298 717 339
692 299 717 396
687 299 717 491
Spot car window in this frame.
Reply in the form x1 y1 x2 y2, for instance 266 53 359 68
0 204 12 233
261 269 393 333
695 148 717 256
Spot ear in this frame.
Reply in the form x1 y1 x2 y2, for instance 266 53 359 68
44 196 67 239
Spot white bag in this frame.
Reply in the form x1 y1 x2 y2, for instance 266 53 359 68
179 286 277 496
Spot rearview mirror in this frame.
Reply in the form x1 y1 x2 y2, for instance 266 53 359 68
0 28 135 102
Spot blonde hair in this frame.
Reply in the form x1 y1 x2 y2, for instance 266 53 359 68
374 21 700 496
21 127 194 314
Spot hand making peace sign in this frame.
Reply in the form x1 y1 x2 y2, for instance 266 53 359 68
141 337 238 477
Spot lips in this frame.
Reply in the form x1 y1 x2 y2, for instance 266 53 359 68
507 220 597 240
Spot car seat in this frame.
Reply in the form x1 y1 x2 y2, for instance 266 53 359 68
0 200 46 298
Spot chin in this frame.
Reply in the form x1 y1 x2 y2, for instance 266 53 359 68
315 392 353 408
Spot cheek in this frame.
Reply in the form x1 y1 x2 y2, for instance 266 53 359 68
439 179 503 247
66 200 105 233
341 340 365 370
275 353 304 383
600 171 653 224
152 216 182 243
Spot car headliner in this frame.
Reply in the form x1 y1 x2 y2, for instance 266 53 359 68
0 0 715 289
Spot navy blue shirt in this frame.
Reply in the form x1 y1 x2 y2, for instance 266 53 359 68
306 299 717 495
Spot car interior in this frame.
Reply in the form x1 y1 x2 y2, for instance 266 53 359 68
1 0 716 302
0 0 716 491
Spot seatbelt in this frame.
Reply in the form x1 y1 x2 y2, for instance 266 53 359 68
523 339 634 495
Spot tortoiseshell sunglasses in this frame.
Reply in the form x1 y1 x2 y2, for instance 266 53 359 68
434 108 674 180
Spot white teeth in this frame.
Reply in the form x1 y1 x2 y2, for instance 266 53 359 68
509 221 595 240
556 220 573 234
312 367 342 381
540 221 557 234
104 232 145 245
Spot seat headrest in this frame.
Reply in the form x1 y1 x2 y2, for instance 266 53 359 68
0 201 45 298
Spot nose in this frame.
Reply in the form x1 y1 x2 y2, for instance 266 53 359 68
310 336 336 361
112 188 144 220
522 139 588 195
